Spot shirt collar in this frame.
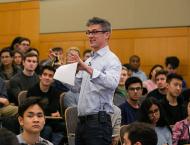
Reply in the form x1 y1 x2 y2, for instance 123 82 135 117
93 45 109 57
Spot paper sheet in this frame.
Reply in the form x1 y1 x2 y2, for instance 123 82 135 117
53 62 78 86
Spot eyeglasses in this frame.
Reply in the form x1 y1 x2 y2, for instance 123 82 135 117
128 87 142 91
85 30 107 35
148 108 159 115
21 43 30 46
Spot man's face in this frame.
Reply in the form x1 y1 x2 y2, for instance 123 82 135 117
167 78 182 97
86 24 110 50
23 56 38 72
151 67 163 80
40 69 54 87
155 74 167 90
18 104 45 134
119 69 129 86
127 83 142 101
0 52 13 66
129 57 140 70
166 64 177 74
18 40 30 53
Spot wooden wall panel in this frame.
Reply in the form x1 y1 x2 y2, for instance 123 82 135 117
0 1 39 49
39 27 190 86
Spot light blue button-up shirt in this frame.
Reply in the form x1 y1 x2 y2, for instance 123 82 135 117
75 46 122 116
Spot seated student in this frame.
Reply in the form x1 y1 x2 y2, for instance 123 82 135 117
147 70 168 101
0 77 18 117
113 66 129 106
122 122 158 145
143 64 164 93
119 77 143 125
82 49 92 62
9 36 23 51
40 47 64 69
15 37 31 54
64 47 81 108
13 50 24 70
9 52 39 104
172 97 190 145
129 55 147 81
165 56 186 89
17 97 53 145
0 48 22 80
138 98 172 145
161 73 185 125
27 65 65 145
0 128 20 145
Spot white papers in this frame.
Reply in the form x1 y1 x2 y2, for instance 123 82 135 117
53 62 78 86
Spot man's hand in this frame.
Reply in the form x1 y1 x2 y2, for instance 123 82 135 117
51 111 60 117
68 52 93 75
0 97 9 106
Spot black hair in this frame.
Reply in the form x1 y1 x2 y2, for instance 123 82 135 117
51 47 63 52
18 97 45 117
10 36 23 51
122 122 157 145
123 63 133 71
40 65 55 75
86 17 111 32
0 47 13 57
165 56 180 69
125 77 142 90
18 37 31 45
13 50 23 57
129 55 140 62
148 64 164 79
155 69 168 79
0 128 20 145
138 97 170 129
83 49 92 56
166 73 183 83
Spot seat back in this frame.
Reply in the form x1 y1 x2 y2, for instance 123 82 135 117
59 92 65 117
120 125 128 144
65 106 78 145
18 90 28 105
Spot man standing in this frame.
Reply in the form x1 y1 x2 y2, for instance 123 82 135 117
70 17 121 145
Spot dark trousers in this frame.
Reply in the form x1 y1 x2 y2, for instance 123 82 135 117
75 113 112 145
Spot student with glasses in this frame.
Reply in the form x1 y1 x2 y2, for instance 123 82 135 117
138 97 172 145
119 77 143 125
16 37 31 54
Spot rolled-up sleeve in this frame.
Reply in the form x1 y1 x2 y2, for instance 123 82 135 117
90 58 121 90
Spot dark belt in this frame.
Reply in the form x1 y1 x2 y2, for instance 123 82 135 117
78 114 99 123
78 113 111 123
